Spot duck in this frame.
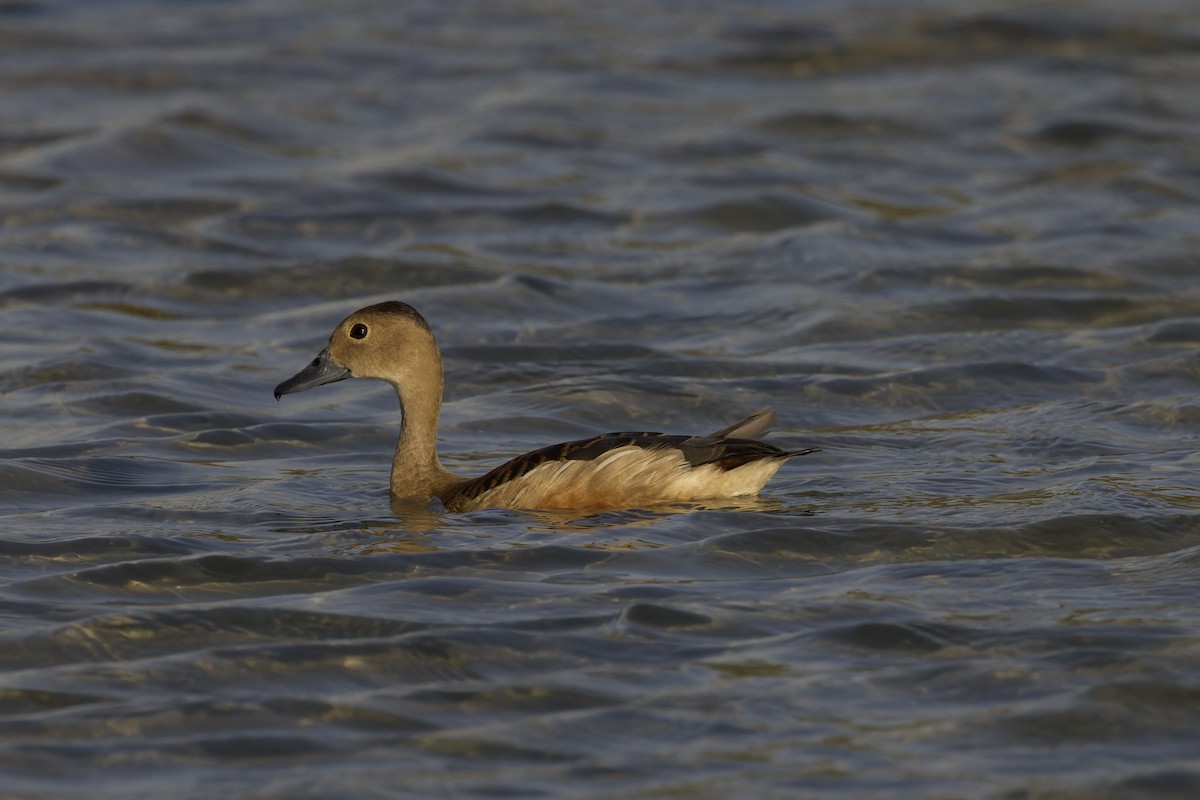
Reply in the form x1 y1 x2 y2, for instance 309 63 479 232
274 301 818 511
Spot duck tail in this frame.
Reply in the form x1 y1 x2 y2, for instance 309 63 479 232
709 407 776 439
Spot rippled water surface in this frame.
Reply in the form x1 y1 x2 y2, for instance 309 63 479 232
3 0 1200 796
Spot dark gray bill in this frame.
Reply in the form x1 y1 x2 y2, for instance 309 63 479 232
274 348 350 400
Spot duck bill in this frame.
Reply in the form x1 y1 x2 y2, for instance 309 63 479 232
274 348 351 400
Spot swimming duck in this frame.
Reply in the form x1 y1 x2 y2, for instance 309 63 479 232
274 301 817 511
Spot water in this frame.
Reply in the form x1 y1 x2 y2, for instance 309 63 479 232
2 0 1200 796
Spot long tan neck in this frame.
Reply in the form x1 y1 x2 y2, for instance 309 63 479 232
389 347 460 500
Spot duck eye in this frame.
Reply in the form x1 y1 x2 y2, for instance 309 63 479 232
350 323 368 340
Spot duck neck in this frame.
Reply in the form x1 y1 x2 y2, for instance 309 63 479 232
390 354 458 499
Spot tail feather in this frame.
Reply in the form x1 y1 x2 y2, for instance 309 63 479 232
709 407 776 439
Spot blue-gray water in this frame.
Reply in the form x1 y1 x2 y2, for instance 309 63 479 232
3 1 1200 797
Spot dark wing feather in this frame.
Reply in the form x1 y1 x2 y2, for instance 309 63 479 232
448 429 818 505
449 432 662 503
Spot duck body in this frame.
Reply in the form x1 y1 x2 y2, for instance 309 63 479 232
274 301 817 512
444 428 808 512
